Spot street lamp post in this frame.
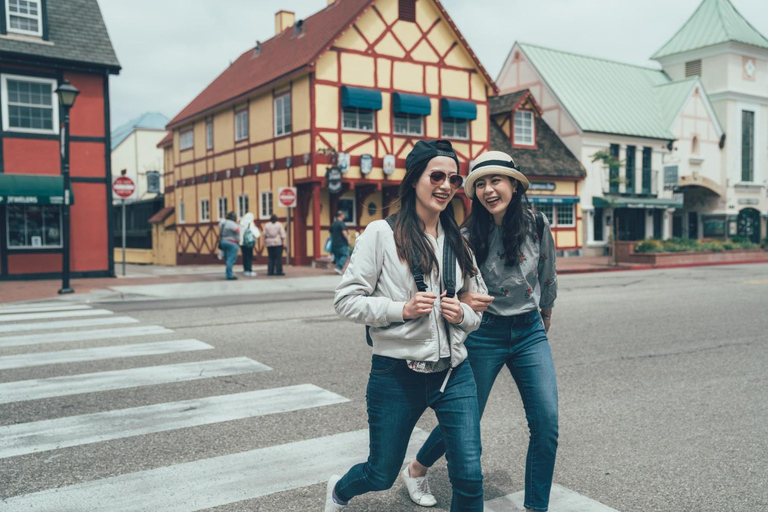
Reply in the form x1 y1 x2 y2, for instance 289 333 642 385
56 80 80 295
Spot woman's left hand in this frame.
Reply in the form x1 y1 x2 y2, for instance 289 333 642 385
440 291 465 324
541 309 552 333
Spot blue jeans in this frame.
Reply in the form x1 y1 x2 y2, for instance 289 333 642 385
333 245 349 270
416 310 558 512
219 240 239 279
335 356 483 511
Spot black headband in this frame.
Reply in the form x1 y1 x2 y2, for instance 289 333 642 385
472 159 519 172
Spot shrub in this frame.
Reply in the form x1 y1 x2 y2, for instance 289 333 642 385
635 239 664 253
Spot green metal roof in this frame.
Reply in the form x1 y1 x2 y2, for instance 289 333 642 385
594 196 683 210
654 78 699 130
519 43 675 140
652 0 768 59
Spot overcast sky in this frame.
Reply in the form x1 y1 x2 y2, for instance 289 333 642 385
98 0 768 129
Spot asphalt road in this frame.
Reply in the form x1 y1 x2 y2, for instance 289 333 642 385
1 263 766 511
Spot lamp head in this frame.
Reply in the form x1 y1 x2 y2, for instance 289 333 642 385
56 80 80 109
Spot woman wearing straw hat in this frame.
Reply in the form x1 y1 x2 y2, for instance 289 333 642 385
404 151 559 512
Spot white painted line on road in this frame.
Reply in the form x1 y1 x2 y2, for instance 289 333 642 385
0 304 92 315
0 316 139 335
1 428 428 512
0 357 271 404
0 384 348 459
485 484 620 512
0 325 173 349
0 309 113 323
0 340 213 370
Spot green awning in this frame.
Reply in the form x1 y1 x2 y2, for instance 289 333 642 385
0 174 73 205
593 196 681 210
393 93 431 116
440 98 477 120
530 195 580 205
341 86 382 111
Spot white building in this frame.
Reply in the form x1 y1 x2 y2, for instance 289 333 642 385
110 112 169 202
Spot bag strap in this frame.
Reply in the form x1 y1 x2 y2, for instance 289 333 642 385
535 210 544 245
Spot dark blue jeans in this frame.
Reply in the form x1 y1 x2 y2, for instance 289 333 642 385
333 245 349 270
335 356 483 511
219 240 239 279
416 310 558 512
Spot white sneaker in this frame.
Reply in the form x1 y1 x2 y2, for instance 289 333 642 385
324 475 347 511
400 465 437 507
334 267 343 275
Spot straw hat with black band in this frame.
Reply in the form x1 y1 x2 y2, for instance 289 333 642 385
464 150 530 199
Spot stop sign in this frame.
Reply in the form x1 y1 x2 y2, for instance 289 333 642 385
112 176 136 199
278 187 297 208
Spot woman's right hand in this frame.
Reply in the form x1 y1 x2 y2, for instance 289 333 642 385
403 292 437 319
458 292 495 313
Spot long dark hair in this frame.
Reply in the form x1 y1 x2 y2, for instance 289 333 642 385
464 177 532 266
392 160 477 278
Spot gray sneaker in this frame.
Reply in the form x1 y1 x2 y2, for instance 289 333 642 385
324 475 346 511
334 267 343 275
400 466 437 507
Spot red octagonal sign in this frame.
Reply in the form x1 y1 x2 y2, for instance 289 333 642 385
278 187 297 208
113 176 136 199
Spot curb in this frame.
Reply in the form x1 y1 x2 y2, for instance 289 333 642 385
558 258 768 275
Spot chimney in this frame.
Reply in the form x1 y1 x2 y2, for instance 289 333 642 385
275 10 295 35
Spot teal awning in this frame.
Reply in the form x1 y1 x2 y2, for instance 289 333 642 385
593 196 681 210
440 98 477 120
393 93 431 116
0 174 73 205
341 86 382 111
530 195 580 205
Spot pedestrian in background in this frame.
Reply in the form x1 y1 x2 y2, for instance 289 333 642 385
217 211 240 280
329 210 349 275
263 214 286 276
405 151 559 512
239 212 261 277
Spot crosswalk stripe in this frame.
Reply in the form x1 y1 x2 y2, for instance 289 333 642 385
0 309 113 323
485 484 620 512
0 304 92 315
0 325 173 349
1 428 428 511
0 357 271 404
0 340 213 370
0 384 348 459
0 316 138 334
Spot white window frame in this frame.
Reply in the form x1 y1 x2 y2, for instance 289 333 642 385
343 107 376 132
6 204 62 249
393 112 423 136
6 0 43 37
1 74 58 134
259 191 273 220
274 93 292 137
441 117 468 140
199 199 210 222
179 129 194 150
206 120 213 150
178 202 186 224
235 109 248 141
337 197 357 227
237 194 249 218
217 197 228 221
555 203 575 227
514 110 535 146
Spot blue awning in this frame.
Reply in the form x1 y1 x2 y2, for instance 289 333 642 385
393 93 431 116
341 86 382 111
440 98 477 120
529 195 580 205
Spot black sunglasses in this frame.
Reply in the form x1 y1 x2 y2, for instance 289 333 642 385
429 171 464 190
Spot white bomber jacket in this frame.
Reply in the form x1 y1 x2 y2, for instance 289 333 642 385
334 219 488 368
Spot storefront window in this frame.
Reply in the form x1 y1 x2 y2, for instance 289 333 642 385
7 204 62 248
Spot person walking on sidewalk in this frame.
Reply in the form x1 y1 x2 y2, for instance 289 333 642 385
239 212 261 277
329 210 349 275
405 151 559 512
217 211 240 280
326 140 488 512
262 214 286 276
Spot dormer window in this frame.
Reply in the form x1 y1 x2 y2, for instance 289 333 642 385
6 0 43 37
513 110 535 146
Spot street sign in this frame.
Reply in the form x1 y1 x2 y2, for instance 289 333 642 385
113 176 136 199
278 187 297 208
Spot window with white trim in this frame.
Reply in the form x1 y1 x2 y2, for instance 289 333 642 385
6 0 43 37
206 120 213 150
260 191 273 219
1 74 58 134
237 194 249 218
394 113 423 135
532 203 575 227
180 129 193 150
535 204 553 224
179 202 186 224
235 110 248 141
343 107 375 132
199 199 210 222
337 198 356 226
441 117 468 139
217 197 228 220
274 94 291 136
514 110 534 145
6 204 61 249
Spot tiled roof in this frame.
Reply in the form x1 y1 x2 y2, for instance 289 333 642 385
111 112 169 150
652 0 768 59
157 132 173 148
0 0 120 72
518 42 674 140
148 206 174 224
489 90 526 115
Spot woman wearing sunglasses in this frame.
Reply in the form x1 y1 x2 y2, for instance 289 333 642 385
326 140 488 512
405 151 559 512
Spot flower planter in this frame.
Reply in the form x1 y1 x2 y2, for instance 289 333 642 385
615 241 768 266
